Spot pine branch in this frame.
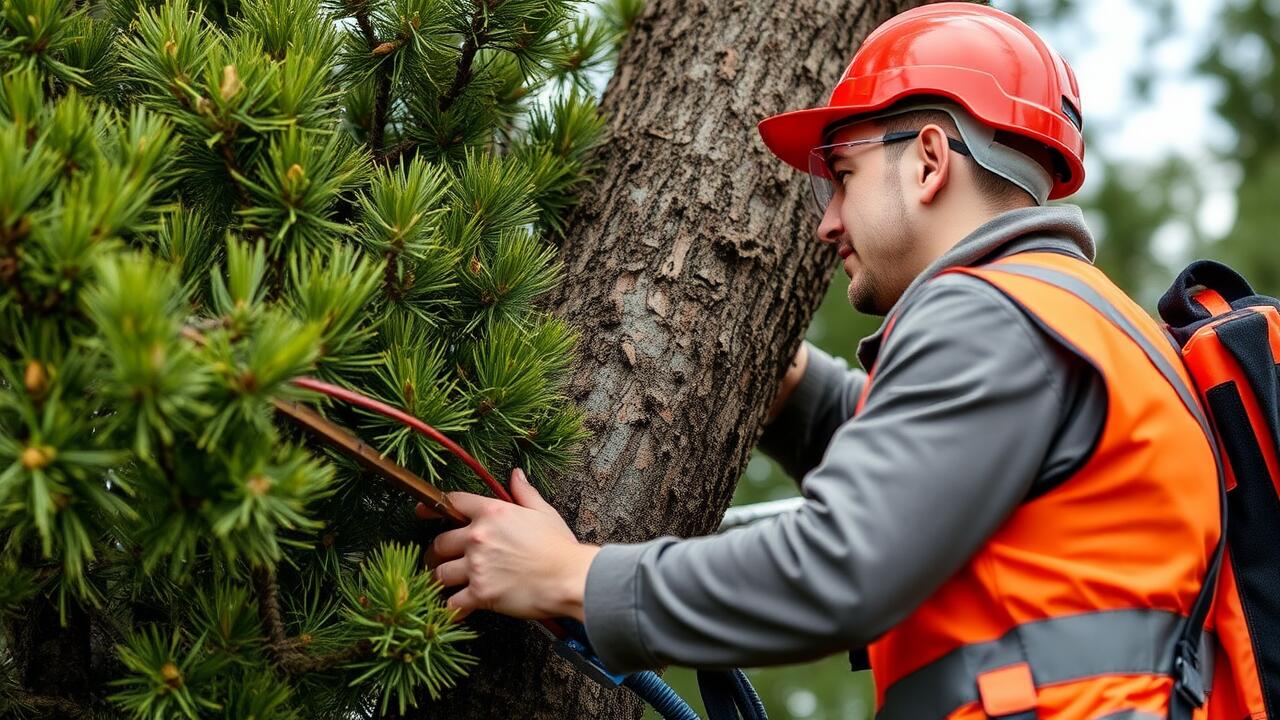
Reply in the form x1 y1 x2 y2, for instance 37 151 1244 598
376 139 415 166
372 66 392 153
253 566 374 675
282 640 374 674
370 7 493 163
382 248 403 299
439 13 488 113
354 10 376 46
254 566 291 649
12 690 89 717
344 0 393 152
219 140 254 210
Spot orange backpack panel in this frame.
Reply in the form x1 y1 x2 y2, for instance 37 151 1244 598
1161 260 1280 720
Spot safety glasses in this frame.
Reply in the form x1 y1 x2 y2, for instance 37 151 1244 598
806 130 971 216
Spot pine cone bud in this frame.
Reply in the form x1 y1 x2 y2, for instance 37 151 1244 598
286 163 305 184
247 475 272 496
149 343 166 372
20 445 55 470
163 39 178 56
24 360 48 399
14 215 30 239
220 64 242 102
468 256 482 275
235 369 258 392
372 41 398 56
161 662 182 688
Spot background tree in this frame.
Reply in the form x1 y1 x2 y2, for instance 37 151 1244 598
0 0 623 716
1196 0 1280 292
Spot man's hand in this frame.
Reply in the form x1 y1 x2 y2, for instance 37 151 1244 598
766 342 809 422
426 468 600 622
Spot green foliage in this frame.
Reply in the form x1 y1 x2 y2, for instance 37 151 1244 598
0 0 619 712
111 626 225 719
236 129 371 252
599 0 645 44
0 0 89 86
342 542 477 713
516 88 608 234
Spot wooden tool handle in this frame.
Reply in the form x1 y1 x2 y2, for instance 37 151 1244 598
272 398 467 526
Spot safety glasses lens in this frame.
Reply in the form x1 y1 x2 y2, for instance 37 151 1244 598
807 148 835 217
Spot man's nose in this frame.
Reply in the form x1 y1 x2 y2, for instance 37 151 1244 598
814 201 843 245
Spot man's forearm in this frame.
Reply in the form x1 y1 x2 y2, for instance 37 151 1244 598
766 342 809 422
757 342 867 480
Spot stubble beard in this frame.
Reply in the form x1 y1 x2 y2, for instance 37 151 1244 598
847 176 910 316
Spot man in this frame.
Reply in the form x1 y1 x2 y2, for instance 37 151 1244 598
427 4 1222 717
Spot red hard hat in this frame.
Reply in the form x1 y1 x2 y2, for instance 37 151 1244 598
758 2 1085 199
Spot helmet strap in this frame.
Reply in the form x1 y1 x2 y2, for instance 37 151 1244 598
828 99 1054 206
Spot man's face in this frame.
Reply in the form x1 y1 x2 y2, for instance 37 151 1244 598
813 122 916 316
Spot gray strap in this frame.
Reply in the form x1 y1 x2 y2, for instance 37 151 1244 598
877 609 1214 720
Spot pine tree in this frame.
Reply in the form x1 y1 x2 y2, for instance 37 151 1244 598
0 0 639 715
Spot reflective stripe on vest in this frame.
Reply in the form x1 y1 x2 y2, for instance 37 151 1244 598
877 608 1216 720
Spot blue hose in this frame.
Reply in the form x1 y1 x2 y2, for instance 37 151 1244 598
730 669 768 720
623 671 702 720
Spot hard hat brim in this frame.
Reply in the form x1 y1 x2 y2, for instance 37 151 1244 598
757 105 879 177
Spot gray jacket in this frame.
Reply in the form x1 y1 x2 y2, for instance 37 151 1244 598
583 205 1107 673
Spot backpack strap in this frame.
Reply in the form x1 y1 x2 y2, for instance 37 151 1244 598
1159 260 1256 326
1159 260 1280 346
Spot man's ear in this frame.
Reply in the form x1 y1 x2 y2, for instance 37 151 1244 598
914 124 951 205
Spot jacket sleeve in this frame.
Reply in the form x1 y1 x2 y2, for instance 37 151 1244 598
582 274 1101 673
756 343 868 481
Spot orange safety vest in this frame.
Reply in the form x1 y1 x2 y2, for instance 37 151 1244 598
854 252 1222 720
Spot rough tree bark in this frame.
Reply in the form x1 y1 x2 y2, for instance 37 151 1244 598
418 0 924 717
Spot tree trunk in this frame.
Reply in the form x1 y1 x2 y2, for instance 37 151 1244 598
419 0 922 717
